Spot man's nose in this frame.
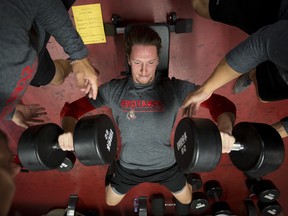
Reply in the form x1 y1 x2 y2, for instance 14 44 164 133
140 63 147 74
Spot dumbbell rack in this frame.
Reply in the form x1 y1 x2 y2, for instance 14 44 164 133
245 177 282 216
204 180 234 216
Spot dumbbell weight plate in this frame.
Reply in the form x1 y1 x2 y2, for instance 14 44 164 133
254 179 280 203
174 117 222 173
230 122 284 177
204 180 223 199
257 200 282 216
18 123 66 171
74 114 117 166
246 178 280 203
191 192 209 214
185 173 202 190
57 152 76 172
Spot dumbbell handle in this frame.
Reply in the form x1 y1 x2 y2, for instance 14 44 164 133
52 142 62 150
231 142 244 151
52 141 75 152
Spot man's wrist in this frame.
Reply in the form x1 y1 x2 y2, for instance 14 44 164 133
272 121 287 139
69 57 88 65
280 117 288 134
217 112 235 135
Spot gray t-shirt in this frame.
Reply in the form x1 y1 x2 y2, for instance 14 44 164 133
0 0 88 120
226 20 288 84
89 74 197 170
226 2 288 85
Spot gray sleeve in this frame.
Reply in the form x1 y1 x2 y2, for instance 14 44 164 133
36 0 88 60
226 20 288 73
88 79 121 108
173 78 197 104
88 83 110 108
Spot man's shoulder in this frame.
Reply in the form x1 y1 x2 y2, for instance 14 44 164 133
163 76 193 85
102 77 129 90
159 76 197 90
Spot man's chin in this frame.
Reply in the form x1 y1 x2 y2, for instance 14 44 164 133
137 78 151 85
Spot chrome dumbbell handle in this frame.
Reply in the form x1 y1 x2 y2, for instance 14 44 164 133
231 142 244 151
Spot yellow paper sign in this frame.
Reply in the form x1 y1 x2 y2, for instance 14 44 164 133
72 4 106 44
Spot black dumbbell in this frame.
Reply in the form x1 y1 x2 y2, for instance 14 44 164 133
151 194 190 216
151 174 209 215
174 118 284 178
57 151 76 172
257 200 282 216
246 178 280 203
185 173 209 214
204 180 234 216
18 114 117 171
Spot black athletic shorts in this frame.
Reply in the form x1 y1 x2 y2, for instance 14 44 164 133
256 61 288 101
110 161 186 195
209 0 281 34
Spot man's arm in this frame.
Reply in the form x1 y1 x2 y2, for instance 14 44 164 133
272 116 288 139
60 96 95 121
226 21 288 72
37 0 99 99
200 93 236 125
217 113 236 153
182 20 288 109
37 0 87 60
58 96 95 151
207 20 288 91
200 94 236 153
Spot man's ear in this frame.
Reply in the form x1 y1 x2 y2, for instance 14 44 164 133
127 55 131 65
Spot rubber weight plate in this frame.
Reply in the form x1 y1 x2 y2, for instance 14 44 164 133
231 122 284 177
74 114 117 166
174 117 222 173
18 123 66 171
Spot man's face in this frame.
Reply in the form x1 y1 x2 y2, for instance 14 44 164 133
128 44 159 85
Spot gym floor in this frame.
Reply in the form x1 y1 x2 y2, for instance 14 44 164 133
2 0 287 215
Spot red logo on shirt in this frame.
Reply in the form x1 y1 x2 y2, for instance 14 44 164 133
0 64 36 119
120 100 164 112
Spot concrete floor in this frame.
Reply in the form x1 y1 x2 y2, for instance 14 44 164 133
1 0 287 215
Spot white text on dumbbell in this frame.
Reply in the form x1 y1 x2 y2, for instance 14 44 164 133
177 132 187 155
105 129 114 152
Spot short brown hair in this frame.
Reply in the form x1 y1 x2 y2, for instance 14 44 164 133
125 25 162 58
